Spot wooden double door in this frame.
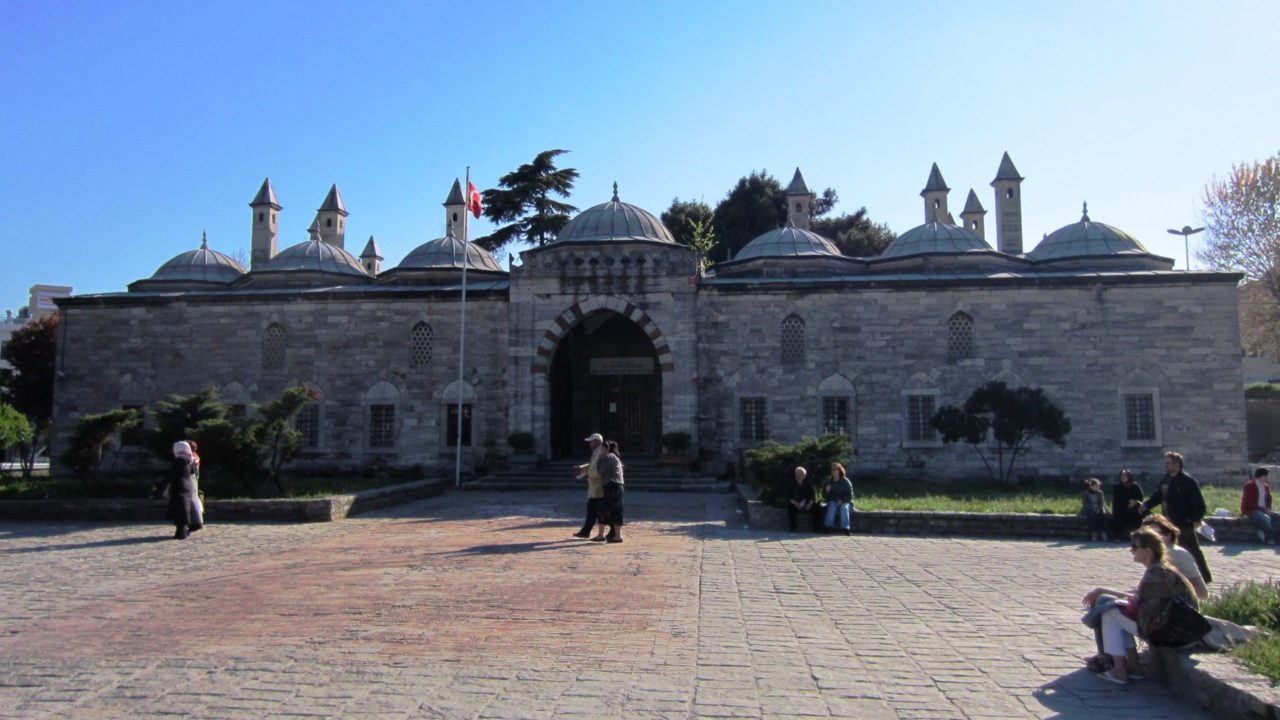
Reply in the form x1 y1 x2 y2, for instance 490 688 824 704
596 375 659 456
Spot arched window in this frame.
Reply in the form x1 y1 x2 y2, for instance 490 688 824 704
410 322 433 367
947 312 975 362
818 374 856 439
781 314 805 364
262 323 286 370
442 380 476 447
366 381 400 449
901 372 941 447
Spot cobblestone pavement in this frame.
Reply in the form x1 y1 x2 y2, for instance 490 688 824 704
1 490 1275 719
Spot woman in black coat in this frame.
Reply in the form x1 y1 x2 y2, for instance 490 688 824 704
166 441 199 539
1110 469 1144 541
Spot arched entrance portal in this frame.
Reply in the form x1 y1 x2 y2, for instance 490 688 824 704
549 311 662 459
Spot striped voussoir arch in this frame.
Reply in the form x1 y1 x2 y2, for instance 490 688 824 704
531 296 674 376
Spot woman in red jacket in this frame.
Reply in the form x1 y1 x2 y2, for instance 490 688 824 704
1242 467 1279 545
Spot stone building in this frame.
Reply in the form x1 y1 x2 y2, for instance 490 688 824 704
52 155 1247 481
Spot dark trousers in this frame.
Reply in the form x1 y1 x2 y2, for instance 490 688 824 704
786 502 822 531
577 497 602 535
1175 521 1213 584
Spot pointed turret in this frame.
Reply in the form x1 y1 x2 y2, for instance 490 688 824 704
249 178 282 270
443 179 468 243
785 167 814 230
920 163 950 224
960 189 987 241
360 235 382 275
315 184 349 249
990 152 1024 254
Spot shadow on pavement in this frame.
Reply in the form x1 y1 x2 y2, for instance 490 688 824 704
432 538 584 556
2 534 171 553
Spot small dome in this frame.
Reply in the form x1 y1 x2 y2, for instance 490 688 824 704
398 232 503 272
554 184 675 244
735 223 841 260
148 233 245 283
879 222 991 258
259 238 368 276
1029 204 1150 261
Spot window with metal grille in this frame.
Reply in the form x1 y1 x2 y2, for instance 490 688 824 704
410 322 433 367
739 397 767 442
947 312 974 362
369 404 395 448
263 323 286 369
905 394 937 443
446 404 472 446
1124 394 1156 442
296 404 320 448
822 397 849 436
781 315 805 364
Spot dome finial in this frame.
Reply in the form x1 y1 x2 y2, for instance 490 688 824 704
611 182 619 202
200 231 208 249
1081 202 1090 222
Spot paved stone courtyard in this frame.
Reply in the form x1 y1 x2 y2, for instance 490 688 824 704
1 490 1275 719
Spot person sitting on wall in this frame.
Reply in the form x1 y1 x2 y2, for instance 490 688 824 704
785 466 821 533
1141 515 1208 600
1110 469 1144 541
823 462 854 536
1242 467 1280 545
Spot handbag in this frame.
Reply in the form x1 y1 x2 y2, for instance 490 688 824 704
1145 595 1212 647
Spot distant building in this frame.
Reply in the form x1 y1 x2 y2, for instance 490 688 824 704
2 284 71 382
51 157 1247 481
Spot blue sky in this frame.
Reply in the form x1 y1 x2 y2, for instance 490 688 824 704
2 1 1277 304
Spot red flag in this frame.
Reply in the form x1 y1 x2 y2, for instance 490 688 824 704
467 181 483 218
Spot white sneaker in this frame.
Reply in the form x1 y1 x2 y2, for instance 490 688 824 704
1098 670 1129 686
1259 530 1268 544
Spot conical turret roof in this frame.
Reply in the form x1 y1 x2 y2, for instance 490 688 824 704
992 152 1024 182
249 178 281 208
361 235 382 259
444 178 465 205
318 184 348 215
921 163 949 195
785 168 811 196
962 189 985 215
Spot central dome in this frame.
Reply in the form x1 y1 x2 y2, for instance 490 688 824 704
147 233 246 284
735 223 841 260
554 184 675 245
398 231 504 272
1029 204 1150 261
879 222 991 259
259 238 368 277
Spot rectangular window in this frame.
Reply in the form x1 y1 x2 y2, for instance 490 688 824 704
739 397 767 443
446 404 472 447
905 394 937 443
822 397 849 436
121 404 145 446
369 404 395 448
1124 394 1156 442
296 405 320 448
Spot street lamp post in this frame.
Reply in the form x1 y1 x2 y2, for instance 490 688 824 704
1166 225 1205 270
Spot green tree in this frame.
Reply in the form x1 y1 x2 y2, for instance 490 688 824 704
475 148 579 253
812 207 897 257
190 385 313 495
0 402 32 476
1 313 57 478
688 218 717 273
147 387 227 463
1240 281 1280 360
744 434 852 507
59 408 142 483
1198 152 1280 300
661 198 713 246
712 171 786 261
931 381 1072 485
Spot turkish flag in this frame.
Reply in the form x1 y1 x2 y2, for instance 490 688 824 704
467 181 483 218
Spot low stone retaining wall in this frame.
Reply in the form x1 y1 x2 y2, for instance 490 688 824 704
1152 646 1280 720
735 485 1263 542
0 479 445 523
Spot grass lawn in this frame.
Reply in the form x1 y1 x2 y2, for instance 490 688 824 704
0 474 419 501
851 480 1241 515
1201 580 1280 684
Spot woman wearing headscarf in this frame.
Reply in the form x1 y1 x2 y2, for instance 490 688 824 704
166 441 199 539
594 440 625 544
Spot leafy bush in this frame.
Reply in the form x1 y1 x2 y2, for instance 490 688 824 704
60 408 142 483
1202 580 1280 684
661 431 691 455
507 431 535 452
1246 382 1280 401
744 434 852 507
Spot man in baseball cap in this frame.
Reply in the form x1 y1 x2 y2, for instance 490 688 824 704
573 433 606 539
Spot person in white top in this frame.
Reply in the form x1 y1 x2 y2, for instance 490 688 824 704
1141 515 1209 600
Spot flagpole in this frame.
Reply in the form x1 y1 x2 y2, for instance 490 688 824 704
454 168 470 489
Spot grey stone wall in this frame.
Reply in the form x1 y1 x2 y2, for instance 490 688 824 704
52 290 510 475
697 277 1247 483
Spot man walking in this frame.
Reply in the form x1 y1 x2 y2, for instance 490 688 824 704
572 433 606 539
1139 451 1211 583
